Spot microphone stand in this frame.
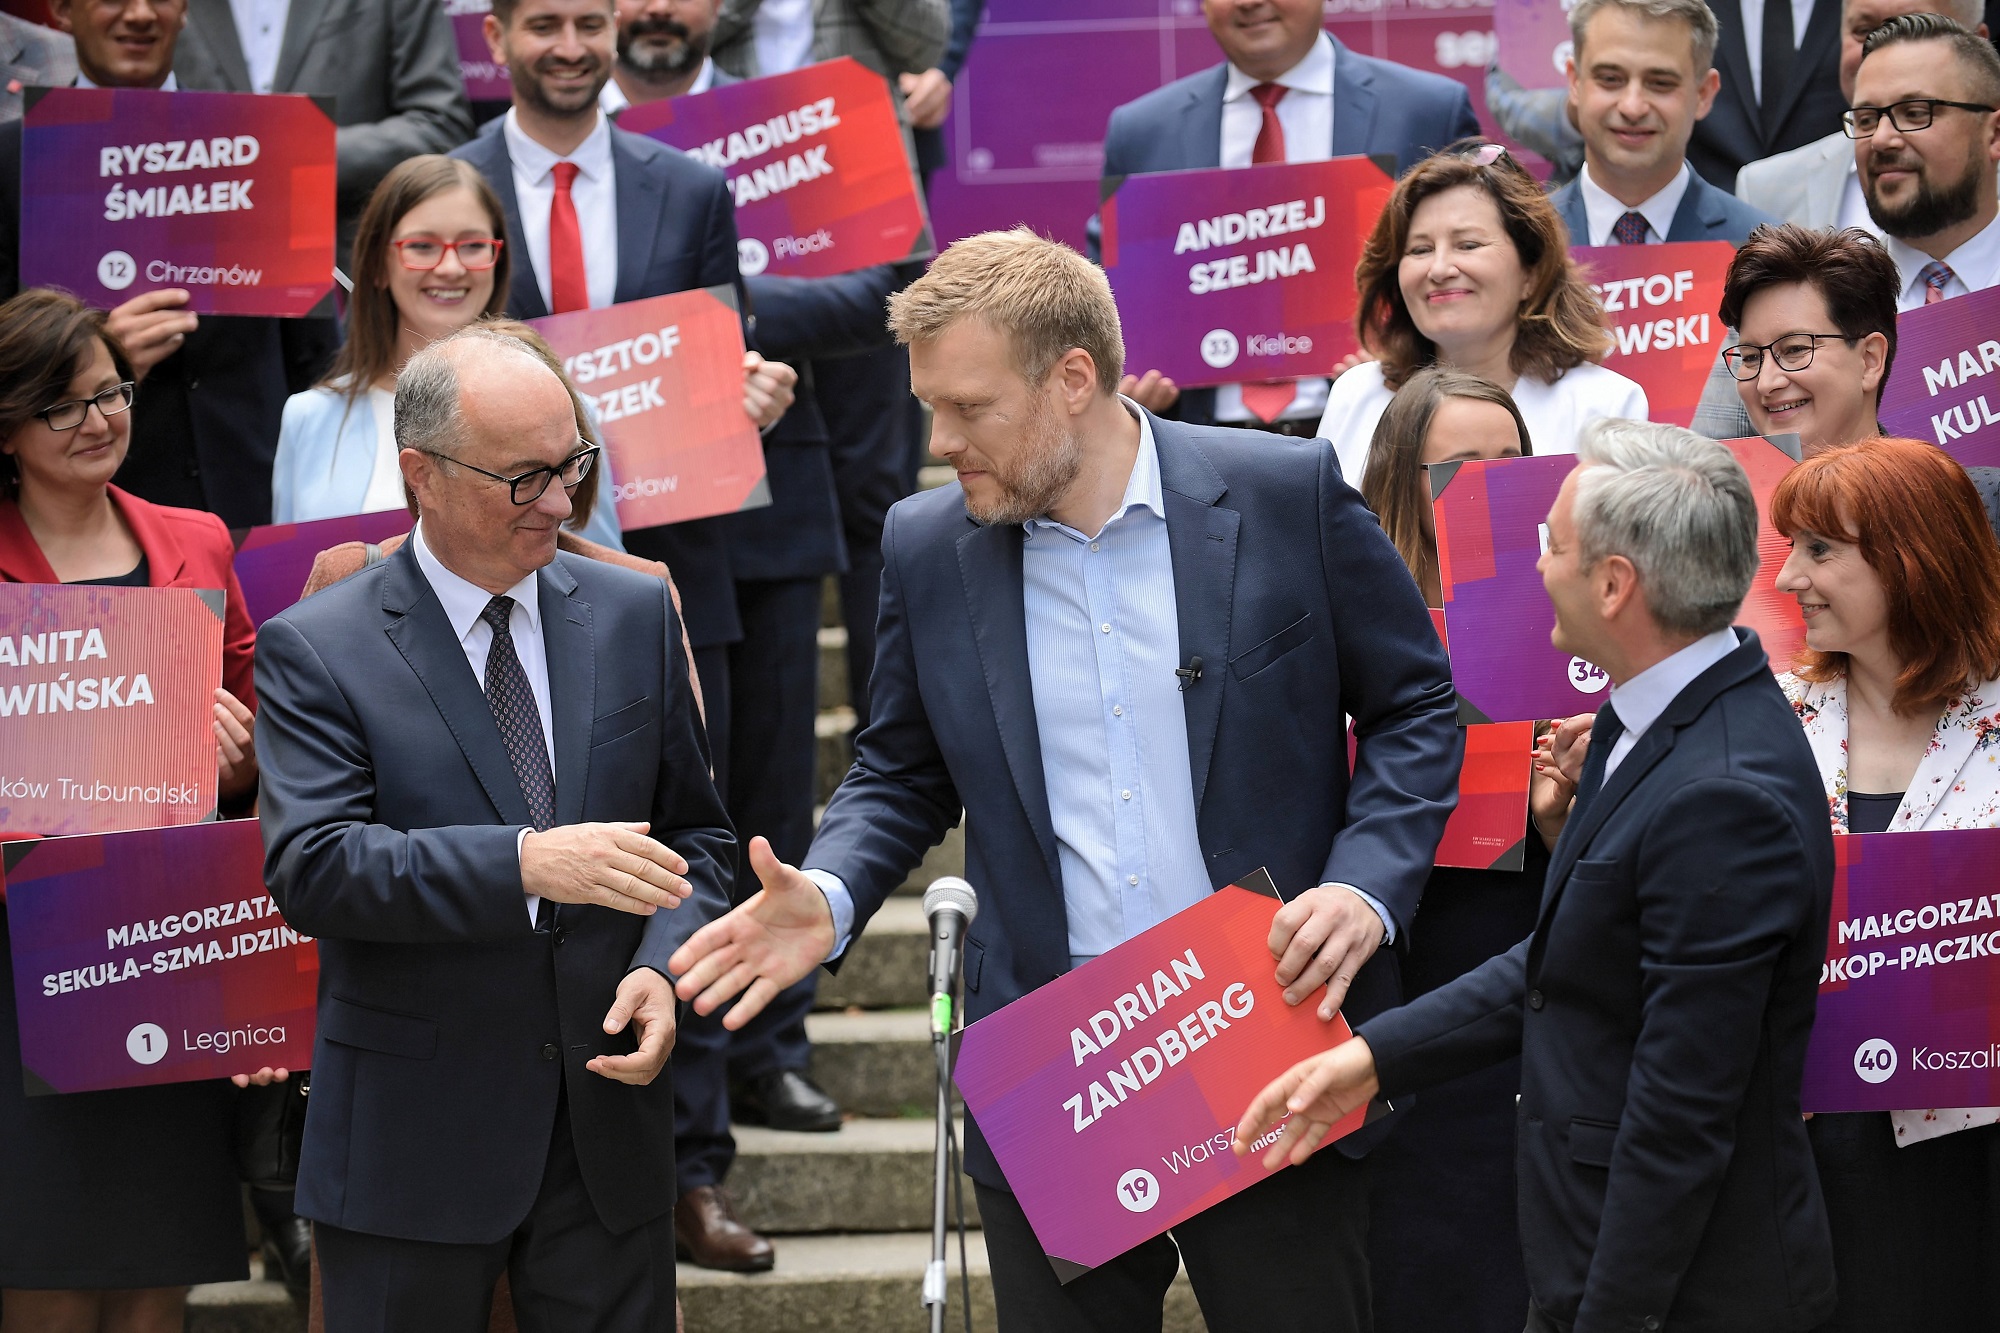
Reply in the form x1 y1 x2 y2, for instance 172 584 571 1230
924 987 953 1333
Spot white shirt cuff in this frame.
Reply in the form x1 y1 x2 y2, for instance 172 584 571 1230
802 868 856 960
1328 881 1396 947
517 827 542 928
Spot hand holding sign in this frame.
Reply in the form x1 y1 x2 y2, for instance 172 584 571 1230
105 289 198 379
1270 885 1387 1019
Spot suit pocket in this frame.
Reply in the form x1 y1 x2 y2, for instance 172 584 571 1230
1564 858 1620 885
1568 1116 1619 1168
1227 612 1315 682
591 698 651 747
320 995 438 1060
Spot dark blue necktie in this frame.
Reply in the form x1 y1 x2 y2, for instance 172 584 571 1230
1574 701 1626 808
481 595 555 833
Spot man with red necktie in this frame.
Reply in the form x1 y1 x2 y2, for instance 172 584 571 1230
1086 0 1479 433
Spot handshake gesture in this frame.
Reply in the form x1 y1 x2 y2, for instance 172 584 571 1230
668 837 837 1024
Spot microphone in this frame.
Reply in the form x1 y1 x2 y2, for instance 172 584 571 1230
921 877 978 1329
1174 655 1204 691
922 877 979 1032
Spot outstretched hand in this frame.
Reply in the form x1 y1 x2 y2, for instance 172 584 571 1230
668 836 835 1029
1233 1036 1380 1171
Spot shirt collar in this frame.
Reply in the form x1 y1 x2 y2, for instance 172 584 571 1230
504 105 614 185
1223 30 1334 102
1606 626 1739 745
1577 161 1691 245
76 70 177 90
411 521 544 645
1024 399 1165 542
1885 209 2000 304
600 56 712 118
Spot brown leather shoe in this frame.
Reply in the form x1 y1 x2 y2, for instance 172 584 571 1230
675 1185 775 1272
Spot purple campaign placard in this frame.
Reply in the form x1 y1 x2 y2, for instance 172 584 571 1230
231 510 415 629
1804 829 2000 1113
1492 0 1571 89
447 0 513 102
1878 285 2000 468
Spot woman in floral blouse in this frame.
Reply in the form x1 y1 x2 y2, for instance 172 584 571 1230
1769 435 2000 1332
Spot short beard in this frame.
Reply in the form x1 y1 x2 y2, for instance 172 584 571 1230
509 52 608 119
618 21 709 78
1865 152 1985 241
962 395 1083 527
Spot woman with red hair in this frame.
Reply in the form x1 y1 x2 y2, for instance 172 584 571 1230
1770 435 2000 1331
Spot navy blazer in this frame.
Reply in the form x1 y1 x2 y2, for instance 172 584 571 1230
1549 169 1777 248
1690 0 1845 192
1360 631 1837 1333
452 119 747 648
1088 40 1480 423
256 543 735 1244
805 414 1463 1186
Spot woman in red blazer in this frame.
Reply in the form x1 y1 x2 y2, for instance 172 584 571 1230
0 289 262 1326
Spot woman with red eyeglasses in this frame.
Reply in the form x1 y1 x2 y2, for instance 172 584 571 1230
269 156 624 549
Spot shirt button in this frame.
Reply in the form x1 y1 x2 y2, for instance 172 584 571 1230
1127 874 1139 886
1112 705 1123 716
540 1043 559 1060
1089 542 1099 551
1527 990 1545 1011
1121 790 1132 800
1100 623 1111 633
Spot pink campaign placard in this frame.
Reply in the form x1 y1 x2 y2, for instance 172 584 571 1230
952 878 1374 1278
1493 0 1572 90
1576 241 1735 429
1878 284 2000 467
232 510 416 629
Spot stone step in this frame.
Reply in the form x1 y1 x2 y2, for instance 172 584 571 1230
816 706 857 804
731 1117 980 1234
814 897 930 1011
805 1007 934 1115
818 624 850 712
188 1255 300 1333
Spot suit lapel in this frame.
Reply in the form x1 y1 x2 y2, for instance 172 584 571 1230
272 0 331 91
539 559 593 828
1710 0 1758 128
1152 417 1236 811
1553 182 1589 246
184 0 253 90
1804 135 1849 228
1766 0 1840 145
1328 39 1379 160
1666 176 1721 242
1181 67 1227 169
955 520 1063 891
611 131 665 305
381 544 534 827
468 128 547 320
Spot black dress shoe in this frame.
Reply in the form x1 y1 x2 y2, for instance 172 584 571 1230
732 1069 843 1132
260 1213 312 1305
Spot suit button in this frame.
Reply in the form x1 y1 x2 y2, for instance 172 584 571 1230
1642 1320 1661 1331
553 926 565 945
541 1043 558 1061
1528 990 1545 1011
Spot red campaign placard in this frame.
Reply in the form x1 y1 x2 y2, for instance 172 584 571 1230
531 287 771 533
4 821 318 1094
1576 241 1735 428
953 876 1379 1278
19 88 336 317
0 584 221 835
621 57 933 278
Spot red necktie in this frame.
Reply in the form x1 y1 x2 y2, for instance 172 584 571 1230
548 161 588 314
1242 83 1295 425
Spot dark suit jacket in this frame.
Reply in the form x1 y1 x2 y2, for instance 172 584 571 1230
452 118 747 649
255 543 735 1243
804 414 1463 1185
1360 630 1837 1333
1550 169 1777 247
1691 0 1845 193
1088 40 1481 423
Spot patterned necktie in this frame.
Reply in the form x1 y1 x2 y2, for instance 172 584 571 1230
1573 701 1626 808
1920 260 1955 305
548 161 588 315
1241 83 1297 425
481 595 556 832
1612 210 1650 246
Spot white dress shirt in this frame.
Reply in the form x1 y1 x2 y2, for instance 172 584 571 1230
76 71 177 90
600 56 715 117
410 521 555 927
228 0 289 93
1886 210 2000 310
1213 32 1336 425
1577 162 1694 246
753 0 814 76
504 108 619 313
1602 627 1739 778
1837 156 1873 234
358 387 403 514
1738 0 1818 103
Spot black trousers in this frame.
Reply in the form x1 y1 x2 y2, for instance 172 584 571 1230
976 1146 1370 1333
316 1095 675 1333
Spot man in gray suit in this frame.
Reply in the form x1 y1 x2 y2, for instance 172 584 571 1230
0 10 76 122
174 0 474 264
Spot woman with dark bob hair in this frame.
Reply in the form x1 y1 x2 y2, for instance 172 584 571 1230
1771 436 2000 1330
0 289 272 1327
1316 141 1645 482
1719 225 1900 458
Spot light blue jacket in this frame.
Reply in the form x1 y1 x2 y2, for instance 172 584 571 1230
272 384 626 551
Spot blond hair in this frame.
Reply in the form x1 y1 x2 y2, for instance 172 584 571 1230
887 227 1124 395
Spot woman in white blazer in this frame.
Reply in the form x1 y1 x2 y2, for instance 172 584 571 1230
1770 436 2000 1332
1316 143 1645 484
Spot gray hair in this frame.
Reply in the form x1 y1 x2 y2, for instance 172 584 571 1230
1570 0 1721 74
393 325 546 459
1570 419 1758 637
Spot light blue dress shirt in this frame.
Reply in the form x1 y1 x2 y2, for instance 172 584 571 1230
1602 627 1740 779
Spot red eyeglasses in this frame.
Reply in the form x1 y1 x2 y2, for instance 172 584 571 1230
391 237 504 271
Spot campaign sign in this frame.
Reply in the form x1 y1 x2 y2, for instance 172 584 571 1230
1442 722 1535 870
1493 0 1572 90
1878 285 2000 468
0 585 222 835
531 286 769 532
1099 157 1394 388
1432 436 1805 724
1803 829 2000 1113
19 88 336 317
953 877 1374 1278
1577 241 1734 428
446 0 512 101
232 510 417 629
622 57 932 278
4 821 317 1094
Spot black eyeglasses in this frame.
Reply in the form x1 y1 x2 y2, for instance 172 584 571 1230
1843 97 1997 138
1721 333 1854 380
35 381 135 430
421 441 599 504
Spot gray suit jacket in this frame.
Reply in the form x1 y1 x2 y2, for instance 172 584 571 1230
711 0 948 85
175 0 473 262
0 13 75 124
1733 129 1852 231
